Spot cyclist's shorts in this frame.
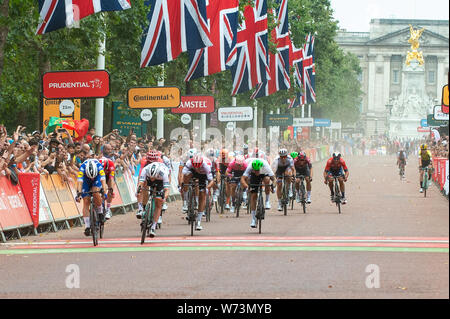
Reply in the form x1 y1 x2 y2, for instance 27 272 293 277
230 171 244 184
187 170 208 190
421 160 431 168
145 179 165 197
327 168 345 178
398 159 406 165
275 166 291 178
249 174 267 193
81 176 103 198
295 166 311 178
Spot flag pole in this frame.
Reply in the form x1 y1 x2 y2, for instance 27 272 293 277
157 65 165 140
94 14 106 137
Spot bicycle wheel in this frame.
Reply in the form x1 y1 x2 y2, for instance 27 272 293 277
282 180 288 216
235 184 241 218
220 179 225 214
257 189 264 234
140 200 152 245
99 202 105 239
334 182 341 214
423 170 428 198
90 201 98 246
300 182 306 214
205 191 211 222
290 183 295 210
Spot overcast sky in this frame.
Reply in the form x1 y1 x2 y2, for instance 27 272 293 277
330 0 450 32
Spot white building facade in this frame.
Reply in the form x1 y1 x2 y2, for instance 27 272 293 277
336 19 449 138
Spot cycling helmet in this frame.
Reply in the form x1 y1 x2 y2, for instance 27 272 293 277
252 159 264 171
332 152 341 160
298 151 307 160
146 150 160 163
420 144 428 150
243 144 249 150
99 157 109 170
279 149 288 157
148 162 160 179
188 148 197 158
85 160 98 179
290 152 299 159
192 154 204 168
206 148 215 158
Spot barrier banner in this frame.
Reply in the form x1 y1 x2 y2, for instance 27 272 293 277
445 160 449 196
18 173 40 228
39 182 54 224
439 159 446 190
40 174 66 221
0 176 33 230
110 178 124 208
123 169 137 203
67 176 83 215
51 175 81 219
115 168 132 205
432 158 439 181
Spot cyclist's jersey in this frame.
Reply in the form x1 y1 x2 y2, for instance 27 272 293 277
77 159 106 182
294 156 312 169
272 156 294 170
324 158 348 173
182 156 213 181
215 157 231 175
397 151 407 161
139 162 170 188
100 158 116 178
419 150 432 162
243 158 274 177
226 159 248 177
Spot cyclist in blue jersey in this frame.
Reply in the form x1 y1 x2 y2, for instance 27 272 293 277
75 159 108 236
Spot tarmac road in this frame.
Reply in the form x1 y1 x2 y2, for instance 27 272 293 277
0 155 448 299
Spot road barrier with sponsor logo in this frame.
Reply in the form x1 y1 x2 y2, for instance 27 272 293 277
431 158 448 198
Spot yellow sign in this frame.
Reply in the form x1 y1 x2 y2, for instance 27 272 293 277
127 87 181 109
442 85 449 106
43 98 81 133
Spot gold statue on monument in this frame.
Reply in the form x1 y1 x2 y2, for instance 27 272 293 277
406 24 425 66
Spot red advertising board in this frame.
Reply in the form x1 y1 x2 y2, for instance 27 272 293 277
171 95 214 114
0 176 33 230
43 70 110 99
18 173 40 228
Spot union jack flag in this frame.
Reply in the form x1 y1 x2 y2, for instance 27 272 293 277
287 92 302 109
184 0 239 82
227 0 270 96
36 0 131 35
299 34 316 104
141 0 212 68
251 0 290 99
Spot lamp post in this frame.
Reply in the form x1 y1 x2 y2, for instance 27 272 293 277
385 98 393 138
374 118 378 136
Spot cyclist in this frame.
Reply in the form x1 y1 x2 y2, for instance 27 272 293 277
136 162 170 238
418 143 433 193
243 144 250 159
206 148 220 202
181 154 214 231
293 151 313 204
216 149 232 210
75 159 108 237
178 148 197 210
225 155 248 213
241 159 276 228
397 148 407 178
272 149 295 211
98 157 116 220
323 152 349 204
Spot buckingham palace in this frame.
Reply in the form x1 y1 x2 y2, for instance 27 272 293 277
336 19 449 138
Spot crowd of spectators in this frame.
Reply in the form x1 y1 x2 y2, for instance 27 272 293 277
0 124 176 186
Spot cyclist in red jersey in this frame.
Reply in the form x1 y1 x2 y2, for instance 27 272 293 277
323 152 349 204
99 157 116 219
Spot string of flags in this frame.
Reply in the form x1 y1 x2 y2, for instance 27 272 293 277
36 0 315 105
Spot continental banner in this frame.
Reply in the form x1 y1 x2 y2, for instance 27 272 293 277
123 169 137 203
115 168 132 206
18 173 40 228
39 182 54 224
0 176 33 230
51 175 81 219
